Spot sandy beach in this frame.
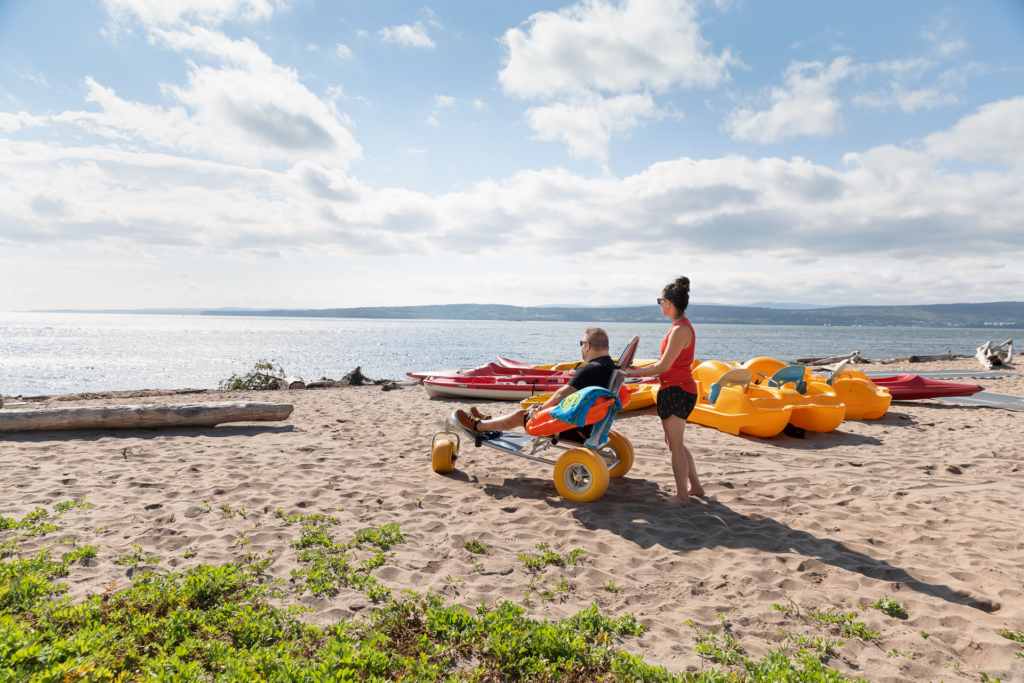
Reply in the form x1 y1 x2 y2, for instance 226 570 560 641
2 358 1023 682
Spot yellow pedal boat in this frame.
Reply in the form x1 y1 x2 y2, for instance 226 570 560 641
745 357 891 421
741 358 846 432
811 365 892 420
521 382 658 413
686 362 794 437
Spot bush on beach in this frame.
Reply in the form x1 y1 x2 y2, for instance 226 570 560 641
218 359 285 391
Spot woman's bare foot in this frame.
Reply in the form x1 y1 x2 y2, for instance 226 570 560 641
666 493 691 505
689 486 706 497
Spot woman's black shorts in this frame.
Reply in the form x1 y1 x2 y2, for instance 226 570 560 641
657 386 698 421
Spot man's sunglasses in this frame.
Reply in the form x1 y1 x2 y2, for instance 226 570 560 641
579 340 589 347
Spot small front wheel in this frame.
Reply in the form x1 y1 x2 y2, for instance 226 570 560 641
603 430 635 478
431 436 458 474
553 448 609 502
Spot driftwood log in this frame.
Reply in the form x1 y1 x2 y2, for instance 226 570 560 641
796 351 863 366
909 351 953 363
0 401 293 433
278 376 306 390
976 339 1014 369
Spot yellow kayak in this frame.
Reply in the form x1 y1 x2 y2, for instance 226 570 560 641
520 382 658 412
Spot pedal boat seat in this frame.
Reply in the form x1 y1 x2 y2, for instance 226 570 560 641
708 368 753 404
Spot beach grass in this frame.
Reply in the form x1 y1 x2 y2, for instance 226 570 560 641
0 550 879 682
1 502 878 681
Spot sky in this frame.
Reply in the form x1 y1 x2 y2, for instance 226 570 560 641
1 0 1023 310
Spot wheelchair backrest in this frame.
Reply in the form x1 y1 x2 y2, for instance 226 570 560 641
615 336 641 371
583 335 639 450
608 335 640 396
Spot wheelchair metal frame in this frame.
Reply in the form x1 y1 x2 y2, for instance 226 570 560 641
429 335 640 472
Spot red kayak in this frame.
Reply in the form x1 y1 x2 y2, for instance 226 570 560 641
408 362 570 381
495 356 534 370
871 374 983 400
422 375 570 400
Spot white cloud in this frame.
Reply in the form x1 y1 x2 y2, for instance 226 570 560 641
498 0 734 159
5 101 1024 270
421 7 443 29
854 62 964 113
306 43 319 52
53 27 360 167
725 57 852 144
335 44 353 60
925 96 1024 167
379 23 435 49
499 0 736 99
427 95 489 127
525 92 663 160
0 111 48 133
402 147 426 154
102 0 280 29
921 11 966 56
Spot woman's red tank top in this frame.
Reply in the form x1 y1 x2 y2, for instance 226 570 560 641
659 318 697 393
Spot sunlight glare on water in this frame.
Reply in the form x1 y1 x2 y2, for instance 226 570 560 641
0 312 998 395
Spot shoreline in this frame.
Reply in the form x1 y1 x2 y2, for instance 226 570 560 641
3 357 1018 405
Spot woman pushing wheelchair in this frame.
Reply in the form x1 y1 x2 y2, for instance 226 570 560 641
625 276 705 505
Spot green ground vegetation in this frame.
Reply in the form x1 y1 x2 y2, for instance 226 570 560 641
1 550 879 683
867 596 906 620
2 505 900 682
461 538 488 555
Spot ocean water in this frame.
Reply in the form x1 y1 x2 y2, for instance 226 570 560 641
0 312 998 396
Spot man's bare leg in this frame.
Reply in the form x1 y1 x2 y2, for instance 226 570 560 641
455 408 527 433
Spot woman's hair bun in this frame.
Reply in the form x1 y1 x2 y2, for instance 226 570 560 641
662 276 691 314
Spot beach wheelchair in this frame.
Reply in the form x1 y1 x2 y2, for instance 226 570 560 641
429 336 640 502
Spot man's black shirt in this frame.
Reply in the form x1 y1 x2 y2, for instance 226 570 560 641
568 355 615 390
560 355 615 442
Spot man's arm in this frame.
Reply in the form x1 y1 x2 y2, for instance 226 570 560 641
539 383 577 410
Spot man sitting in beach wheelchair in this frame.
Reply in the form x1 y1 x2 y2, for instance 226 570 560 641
432 328 639 503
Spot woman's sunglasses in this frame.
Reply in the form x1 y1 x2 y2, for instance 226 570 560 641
657 298 666 304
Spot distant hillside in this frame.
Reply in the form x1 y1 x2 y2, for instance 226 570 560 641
200 302 1024 328
30 307 273 315
747 301 833 310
